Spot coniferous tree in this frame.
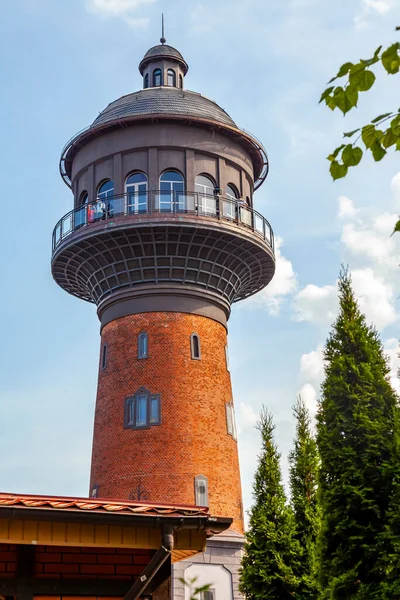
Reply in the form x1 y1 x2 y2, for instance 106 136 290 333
316 270 399 599
240 407 300 600
289 396 320 599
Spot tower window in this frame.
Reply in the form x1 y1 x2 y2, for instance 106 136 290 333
126 172 148 214
167 68 176 87
195 174 217 216
80 191 89 205
124 389 161 430
190 333 201 360
226 401 237 441
153 68 162 86
194 475 209 507
225 345 230 371
138 332 148 359
91 484 99 498
179 74 183 89
159 170 185 212
101 343 108 370
97 179 114 200
144 73 149 88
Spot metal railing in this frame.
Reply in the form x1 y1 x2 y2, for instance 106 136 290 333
52 191 274 254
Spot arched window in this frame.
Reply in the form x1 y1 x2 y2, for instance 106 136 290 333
80 191 89 205
159 170 185 212
179 74 183 89
224 184 239 220
126 172 148 214
167 69 176 87
138 332 148 359
190 333 201 360
97 180 114 200
153 68 162 87
195 174 217 216
194 475 209 506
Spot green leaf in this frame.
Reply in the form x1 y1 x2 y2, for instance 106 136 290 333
391 114 400 136
337 62 354 77
327 144 345 162
319 86 335 104
371 112 393 123
370 141 386 161
343 129 360 138
392 220 400 235
361 124 377 148
330 161 348 180
342 145 363 167
382 128 397 148
349 68 375 91
381 43 400 74
345 85 359 109
333 87 353 114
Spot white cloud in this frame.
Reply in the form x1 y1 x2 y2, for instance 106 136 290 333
300 345 325 383
354 0 395 28
338 196 357 220
249 236 297 315
86 0 156 27
239 402 259 428
298 383 318 417
352 268 397 329
293 283 337 326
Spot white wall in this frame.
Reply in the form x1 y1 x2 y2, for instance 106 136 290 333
183 563 233 600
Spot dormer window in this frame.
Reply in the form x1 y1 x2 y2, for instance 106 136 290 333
153 68 162 87
144 73 149 89
167 69 176 87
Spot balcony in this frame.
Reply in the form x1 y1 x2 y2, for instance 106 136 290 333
52 191 274 254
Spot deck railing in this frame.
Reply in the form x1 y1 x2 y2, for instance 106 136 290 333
52 191 274 254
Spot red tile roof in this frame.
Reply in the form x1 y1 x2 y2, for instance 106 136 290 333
0 492 209 518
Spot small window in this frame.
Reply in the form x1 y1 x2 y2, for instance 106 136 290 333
195 475 209 507
138 332 148 359
80 191 89 205
153 68 162 87
97 179 114 200
179 74 183 89
226 184 239 201
144 73 149 88
124 389 161 430
101 344 108 370
226 401 237 441
167 68 176 87
190 333 201 360
150 396 161 424
201 592 215 600
91 484 99 498
225 345 229 371
136 394 147 427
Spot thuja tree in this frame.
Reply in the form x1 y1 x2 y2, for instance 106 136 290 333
240 407 300 600
316 270 399 599
288 397 320 599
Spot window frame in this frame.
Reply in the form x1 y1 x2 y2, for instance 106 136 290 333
138 332 148 359
153 68 162 87
194 474 209 507
179 74 183 89
124 388 161 430
201 591 216 600
125 171 148 214
158 170 185 212
167 68 176 87
80 191 89 205
226 401 237 441
144 73 149 88
101 343 108 370
190 333 201 360
91 484 99 498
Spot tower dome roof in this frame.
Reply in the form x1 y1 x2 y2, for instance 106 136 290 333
139 44 189 75
91 87 236 128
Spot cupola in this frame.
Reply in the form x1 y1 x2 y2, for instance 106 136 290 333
139 36 188 90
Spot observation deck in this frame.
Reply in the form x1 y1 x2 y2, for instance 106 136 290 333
51 191 275 322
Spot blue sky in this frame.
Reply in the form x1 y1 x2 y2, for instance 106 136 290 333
1 0 400 519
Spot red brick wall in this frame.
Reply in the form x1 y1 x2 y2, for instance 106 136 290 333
90 312 244 533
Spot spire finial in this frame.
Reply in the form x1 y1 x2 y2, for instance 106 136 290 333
160 13 166 44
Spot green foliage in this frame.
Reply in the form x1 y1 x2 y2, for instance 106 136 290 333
319 37 400 182
316 269 400 599
288 397 320 599
240 407 301 599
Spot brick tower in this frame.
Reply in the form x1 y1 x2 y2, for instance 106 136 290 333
52 35 275 596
